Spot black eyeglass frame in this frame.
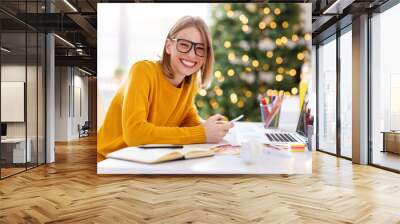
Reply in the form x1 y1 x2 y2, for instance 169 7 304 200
170 38 206 57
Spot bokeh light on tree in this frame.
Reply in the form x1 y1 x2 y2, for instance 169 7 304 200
196 3 310 121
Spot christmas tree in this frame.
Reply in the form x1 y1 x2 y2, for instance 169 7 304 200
196 3 310 121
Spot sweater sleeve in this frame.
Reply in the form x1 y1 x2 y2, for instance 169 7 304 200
181 104 203 127
121 62 206 146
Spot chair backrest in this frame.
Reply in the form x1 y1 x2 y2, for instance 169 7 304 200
82 121 90 129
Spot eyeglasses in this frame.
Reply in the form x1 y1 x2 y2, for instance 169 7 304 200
170 38 206 57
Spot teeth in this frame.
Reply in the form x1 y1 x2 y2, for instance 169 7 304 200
180 59 196 67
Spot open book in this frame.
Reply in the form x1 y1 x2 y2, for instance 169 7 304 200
106 147 214 164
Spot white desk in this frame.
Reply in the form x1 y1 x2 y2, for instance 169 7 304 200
1 137 31 163
97 122 312 174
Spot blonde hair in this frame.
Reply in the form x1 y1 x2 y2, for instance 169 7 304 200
160 16 214 89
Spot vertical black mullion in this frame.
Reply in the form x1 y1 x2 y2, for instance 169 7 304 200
44 0 47 164
316 45 320 150
337 28 341 157
36 0 39 167
367 11 373 165
25 0 28 171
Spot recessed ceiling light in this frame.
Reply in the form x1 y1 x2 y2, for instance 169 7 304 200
78 67 92 76
63 0 78 12
1 47 11 53
54 34 75 48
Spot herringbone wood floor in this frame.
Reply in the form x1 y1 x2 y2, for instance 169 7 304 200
1 135 400 224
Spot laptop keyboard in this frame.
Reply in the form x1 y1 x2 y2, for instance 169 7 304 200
265 133 298 142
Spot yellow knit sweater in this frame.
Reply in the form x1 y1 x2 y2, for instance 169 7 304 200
97 60 206 161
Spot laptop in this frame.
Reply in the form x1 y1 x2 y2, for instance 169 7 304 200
264 96 309 144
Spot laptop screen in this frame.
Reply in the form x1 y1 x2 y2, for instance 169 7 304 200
296 94 309 137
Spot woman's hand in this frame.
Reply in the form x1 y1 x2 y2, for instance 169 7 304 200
203 114 234 143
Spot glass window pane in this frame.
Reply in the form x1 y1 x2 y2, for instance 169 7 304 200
38 32 45 165
318 37 337 154
340 29 352 158
1 31 27 177
371 4 400 171
27 31 38 169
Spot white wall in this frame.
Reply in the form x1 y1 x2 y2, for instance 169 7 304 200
1 65 35 138
54 67 89 141
1 64 46 163
97 3 211 129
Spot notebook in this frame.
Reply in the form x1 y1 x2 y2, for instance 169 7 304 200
106 147 214 164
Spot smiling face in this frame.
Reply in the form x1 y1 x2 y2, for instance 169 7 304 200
165 26 205 80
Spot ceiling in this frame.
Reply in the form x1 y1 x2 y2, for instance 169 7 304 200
0 0 392 75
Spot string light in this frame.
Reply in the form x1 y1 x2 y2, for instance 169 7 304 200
270 21 277 29
275 38 282 46
276 74 283 82
245 67 252 72
291 87 298 95
227 10 234 18
224 4 231 11
281 36 288 44
227 69 235 76
252 60 259 68
263 7 270 14
224 41 231 48
259 21 267 30
279 90 284 95
289 69 296 76
241 25 249 32
282 21 289 28
276 57 283 64
228 52 236 61
230 93 238 103
292 34 299 42
297 52 305 60
304 33 311 40
215 88 223 96
274 8 281 15
284 91 291 96
210 99 219 109
266 51 273 58
237 100 245 108
196 100 205 108
263 64 270 71
245 90 252 98
242 54 249 63
198 89 207 96
277 67 284 74
217 76 225 83
214 70 222 78
239 14 248 24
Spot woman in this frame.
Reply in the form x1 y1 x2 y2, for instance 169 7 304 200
97 16 234 161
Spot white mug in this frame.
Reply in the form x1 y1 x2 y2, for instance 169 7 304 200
240 140 264 164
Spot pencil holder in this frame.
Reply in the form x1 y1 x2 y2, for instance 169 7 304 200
259 100 281 129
